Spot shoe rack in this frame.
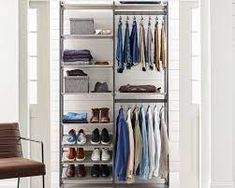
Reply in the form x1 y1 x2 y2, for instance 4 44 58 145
59 1 169 187
59 1 114 187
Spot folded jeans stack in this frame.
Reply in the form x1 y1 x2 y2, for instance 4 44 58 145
119 84 160 93
63 112 88 123
63 49 93 63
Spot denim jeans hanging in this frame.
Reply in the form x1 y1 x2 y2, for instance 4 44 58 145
116 20 124 73
130 19 139 66
123 20 131 69
147 24 154 70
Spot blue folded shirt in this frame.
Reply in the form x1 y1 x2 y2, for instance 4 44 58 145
63 112 88 123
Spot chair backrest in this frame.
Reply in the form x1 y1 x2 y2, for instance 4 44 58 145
0 123 22 158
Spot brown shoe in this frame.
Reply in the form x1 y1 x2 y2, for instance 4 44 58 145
90 108 100 123
77 165 86 177
76 148 85 161
65 164 75 177
100 108 110 123
65 148 76 161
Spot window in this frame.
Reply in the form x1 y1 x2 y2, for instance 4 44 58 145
192 8 201 104
28 8 38 104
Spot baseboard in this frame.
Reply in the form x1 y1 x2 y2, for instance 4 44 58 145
211 181 235 188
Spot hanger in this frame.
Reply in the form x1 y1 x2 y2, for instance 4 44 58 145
119 16 122 23
148 16 151 26
133 16 136 21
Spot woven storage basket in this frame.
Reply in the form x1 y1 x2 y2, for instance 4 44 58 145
70 18 95 35
64 76 89 93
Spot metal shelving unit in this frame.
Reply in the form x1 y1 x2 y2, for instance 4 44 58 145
59 1 114 187
60 1 169 187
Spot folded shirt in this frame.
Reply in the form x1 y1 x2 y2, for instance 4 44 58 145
63 57 92 62
63 49 93 62
64 49 92 56
119 84 161 93
63 112 88 123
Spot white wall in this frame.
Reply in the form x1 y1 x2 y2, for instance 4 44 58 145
0 1 19 187
0 0 19 122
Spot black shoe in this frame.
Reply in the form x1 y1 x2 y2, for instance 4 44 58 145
100 165 110 177
91 128 100 145
101 128 110 145
91 165 100 177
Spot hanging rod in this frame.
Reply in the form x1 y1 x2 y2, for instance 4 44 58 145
115 99 168 103
115 10 167 15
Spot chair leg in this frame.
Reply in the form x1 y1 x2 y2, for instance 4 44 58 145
17 178 20 188
42 175 45 188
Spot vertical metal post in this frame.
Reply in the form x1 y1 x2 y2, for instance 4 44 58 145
59 1 64 187
112 1 116 187
17 178 20 188
165 2 170 187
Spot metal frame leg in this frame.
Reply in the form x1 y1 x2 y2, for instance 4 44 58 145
17 178 20 188
42 175 45 188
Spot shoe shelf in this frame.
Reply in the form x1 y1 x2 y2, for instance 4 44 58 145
62 135 113 149
62 167 113 184
61 122 113 131
62 34 113 39
115 177 166 185
62 151 113 166
61 64 113 69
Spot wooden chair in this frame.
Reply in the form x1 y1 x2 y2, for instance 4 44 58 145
0 123 45 188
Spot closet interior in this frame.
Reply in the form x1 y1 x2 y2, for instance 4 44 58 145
59 1 169 187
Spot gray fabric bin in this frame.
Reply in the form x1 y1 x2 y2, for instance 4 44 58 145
64 76 89 93
70 18 95 35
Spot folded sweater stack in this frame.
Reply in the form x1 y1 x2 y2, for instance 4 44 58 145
63 49 93 62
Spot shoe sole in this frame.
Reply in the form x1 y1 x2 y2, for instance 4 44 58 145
76 157 85 161
101 141 110 145
66 141 76 145
77 142 86 145
90 141 100 145
65 157 76 161
91 158 100 161
101 158 110 161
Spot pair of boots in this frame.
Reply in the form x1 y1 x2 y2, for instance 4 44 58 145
90 108 110 123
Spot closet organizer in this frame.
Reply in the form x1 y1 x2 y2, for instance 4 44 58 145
59 1 169 187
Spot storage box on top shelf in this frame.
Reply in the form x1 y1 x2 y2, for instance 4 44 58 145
70 18 95 35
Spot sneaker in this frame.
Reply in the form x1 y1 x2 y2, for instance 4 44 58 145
91 148 100 161
65 148 76 161
77 129 86 145
67 129 77 144
91 128 100 145
101 148 110 161
100 165 110 177
91 165 100 177
77 165 86 177
76 148 85 161
65 164 75 177
101 128 110 145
